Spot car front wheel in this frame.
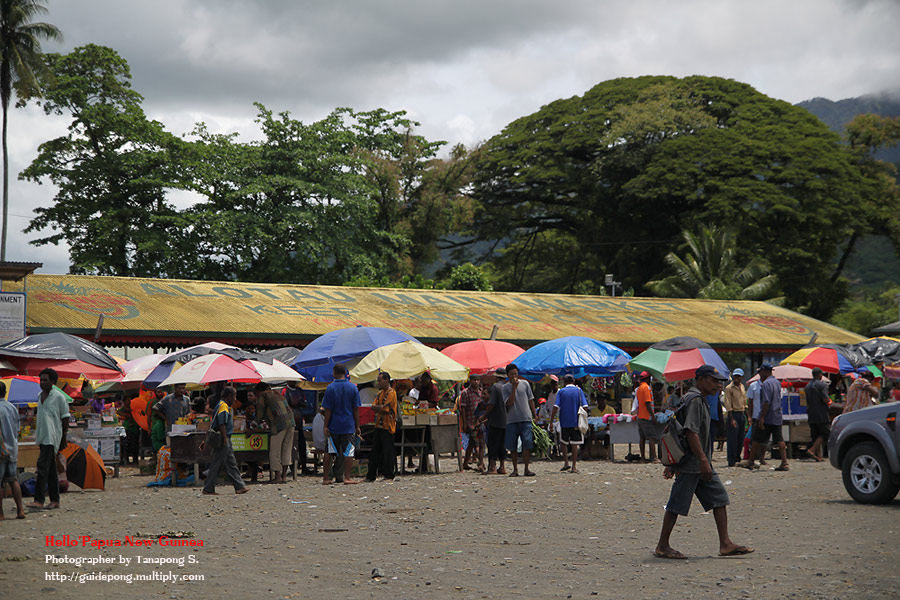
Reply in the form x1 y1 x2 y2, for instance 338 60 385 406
842 441 900 504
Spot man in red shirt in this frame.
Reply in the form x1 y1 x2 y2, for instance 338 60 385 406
636 372 659 463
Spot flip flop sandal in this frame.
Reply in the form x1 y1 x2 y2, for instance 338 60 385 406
524 471 536 477
720 546 755 557
654 549 687 560
774 465 790 471
560 465 571 471
508 472 519 477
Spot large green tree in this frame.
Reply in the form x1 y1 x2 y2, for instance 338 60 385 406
176 105 472 284
0 0 60 260
468 76 889 318
23 44 185 276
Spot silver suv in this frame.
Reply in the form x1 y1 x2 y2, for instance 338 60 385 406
828 402 900 504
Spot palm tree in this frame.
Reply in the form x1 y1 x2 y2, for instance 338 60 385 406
0 0 60 261
646 225 780 301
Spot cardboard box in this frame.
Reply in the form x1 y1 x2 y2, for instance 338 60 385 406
358 406 376 425
437 413 458 426
171 424 196 434
401 415 417 427
415 414 431 425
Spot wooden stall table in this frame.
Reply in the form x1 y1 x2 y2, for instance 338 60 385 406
428 423 463 473
168 431 300 486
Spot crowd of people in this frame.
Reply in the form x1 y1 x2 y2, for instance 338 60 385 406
1 358 895 537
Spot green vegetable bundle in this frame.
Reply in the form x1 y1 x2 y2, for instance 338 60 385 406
532 421 552 458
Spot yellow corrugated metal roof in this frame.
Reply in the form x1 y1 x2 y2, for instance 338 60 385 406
6 274 863 350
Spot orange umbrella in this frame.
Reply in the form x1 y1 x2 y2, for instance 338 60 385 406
131 391 153 432
60 443 106 491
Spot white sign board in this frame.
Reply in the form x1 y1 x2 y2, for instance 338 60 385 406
0 292 25 344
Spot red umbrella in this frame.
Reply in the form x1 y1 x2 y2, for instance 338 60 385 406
5 358 123 380
440 339 525 375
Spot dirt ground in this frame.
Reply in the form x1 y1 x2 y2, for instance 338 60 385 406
0 447 897 600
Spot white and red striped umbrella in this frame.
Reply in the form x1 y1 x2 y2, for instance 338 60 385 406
158 354 262 387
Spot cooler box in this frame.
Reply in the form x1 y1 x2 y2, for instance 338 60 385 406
782 393 805 415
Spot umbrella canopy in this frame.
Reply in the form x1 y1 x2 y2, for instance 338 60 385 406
350 340 469 383
243 359 303 382
780 344 861 374
1 376 74 406
440 339 525 375
629 336 728 382
293 326 420 368
258 346 302 365
0 358 16 374
60 442 106 491
746 365 814 384
851 337 900 364
0 333 122 379
512 336 631 379
141 342 243 389
158 354 262 387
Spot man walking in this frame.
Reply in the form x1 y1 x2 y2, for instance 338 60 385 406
550 375 588 473
199 386 249 495
503 363 537 477
0 382 25 519
478 368 508 475
654 365 753 560
322 364 361 485
366 372 397 481
743 364 789 471
27 369 69 510
636 372 659 463
805 368 830 461
724 369 748 467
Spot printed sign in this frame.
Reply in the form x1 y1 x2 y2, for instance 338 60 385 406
0 292 25 343
230 433 268 452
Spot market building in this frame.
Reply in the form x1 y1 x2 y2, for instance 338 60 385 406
2 274 863 354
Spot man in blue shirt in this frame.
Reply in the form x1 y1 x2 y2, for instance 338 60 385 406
322 364 361 485
550 375 588 473
743 364 789 471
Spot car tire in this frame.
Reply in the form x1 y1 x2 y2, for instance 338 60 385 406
841 441 900 504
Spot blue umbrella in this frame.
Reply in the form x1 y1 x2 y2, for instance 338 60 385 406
512 336 632 380
291 326 420 383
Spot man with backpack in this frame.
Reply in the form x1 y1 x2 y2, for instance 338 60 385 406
654 365 754 560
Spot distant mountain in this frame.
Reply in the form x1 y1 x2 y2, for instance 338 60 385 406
798 91 900 290
797 91 900 165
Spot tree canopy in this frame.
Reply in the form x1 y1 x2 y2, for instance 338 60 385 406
468 75 895 318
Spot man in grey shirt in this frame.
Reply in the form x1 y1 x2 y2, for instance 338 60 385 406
655 365 753 560
479 368 508 475
154 383 190 433
502 363 536 477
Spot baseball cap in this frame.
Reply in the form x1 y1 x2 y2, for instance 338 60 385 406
549 374 559 382
759 363 774 371
732 368 744 377
639 371 650 378
695 365 728 381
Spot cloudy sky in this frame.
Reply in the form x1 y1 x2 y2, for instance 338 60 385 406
5 0 900 275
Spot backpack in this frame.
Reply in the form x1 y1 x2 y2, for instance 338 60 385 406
659 391 700 467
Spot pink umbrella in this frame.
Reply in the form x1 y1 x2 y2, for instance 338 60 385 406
747 364 813 383
440 339 525 375
158 354 261 387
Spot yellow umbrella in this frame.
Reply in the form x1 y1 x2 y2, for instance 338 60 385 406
349 341 469 383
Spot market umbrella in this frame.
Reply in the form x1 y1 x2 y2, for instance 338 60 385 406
746 365 813 384
350 340 469 383
242 359 303 382
292 326 421 383
0 358 16 374
157 353 263 387
141 342 241 389
850 337 900 364
0 333 123 379
629 336 728 382
258 346 302 365
1 376 74 407
512 336 631 379
440 339 525 375
780 344 861 374
60 442 106 491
